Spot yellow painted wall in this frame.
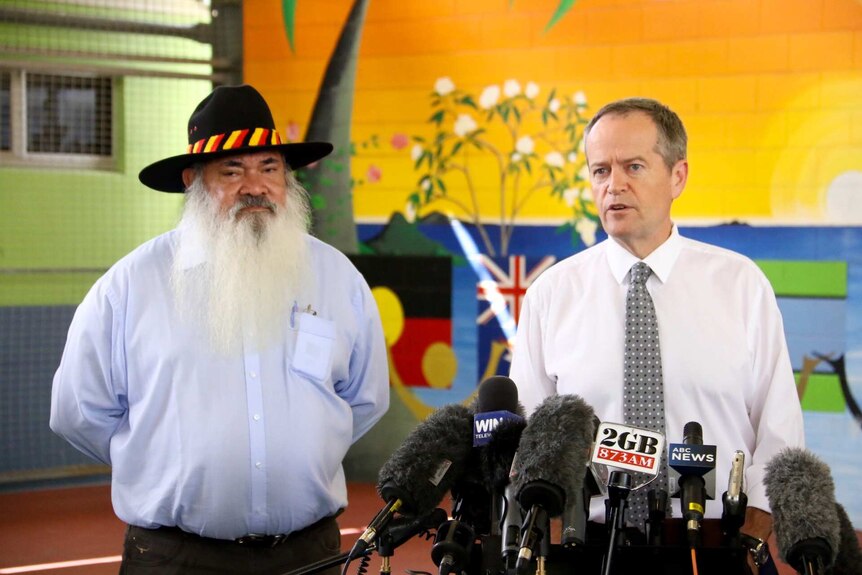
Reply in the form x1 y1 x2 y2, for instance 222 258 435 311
245 0 862 224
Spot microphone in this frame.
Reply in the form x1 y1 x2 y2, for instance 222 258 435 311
470 375 525 535
483 417 528 570
511 394 596 575
349 403 475 561
435 376 525 575
561 415 603 548
833 502 862 575
720 450 747 544
765 448 841 575
668 421 716 547
645 488 668 546
473 375 523 448
431 518 477 575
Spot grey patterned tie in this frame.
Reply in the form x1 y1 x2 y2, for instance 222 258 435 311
623 262 669 530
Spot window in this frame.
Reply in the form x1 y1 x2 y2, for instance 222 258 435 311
0 70 115 169
1 72 10 152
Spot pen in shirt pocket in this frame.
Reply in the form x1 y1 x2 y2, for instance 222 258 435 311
290 301 318 328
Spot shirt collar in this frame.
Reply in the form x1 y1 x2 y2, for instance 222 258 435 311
606 225 683 285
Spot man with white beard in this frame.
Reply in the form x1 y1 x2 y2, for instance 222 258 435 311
50 85 390 575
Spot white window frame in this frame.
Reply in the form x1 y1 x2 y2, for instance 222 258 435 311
0 68 117 171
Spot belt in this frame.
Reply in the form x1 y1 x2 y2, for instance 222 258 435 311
139 513 339 549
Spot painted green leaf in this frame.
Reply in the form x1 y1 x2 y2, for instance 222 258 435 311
282 0 297 53
310 193 327 210
545 0 577 33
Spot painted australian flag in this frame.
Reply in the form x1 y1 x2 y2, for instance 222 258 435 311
476 254 556 381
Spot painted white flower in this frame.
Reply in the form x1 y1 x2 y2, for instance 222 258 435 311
573 91 587 106
548 98 560 113
411 144 423 162
434 77 455 96
578 164 589 180
545 151 565 168
405 201 417 223
421 177 432 191
515 135 534 155
568 152 578 163
525 82 540 99
576 217 598 246
563 188 579 207
581 187 593 201
454 114 478 137
511 152 522 163
479 85 500 109
503 79 521 98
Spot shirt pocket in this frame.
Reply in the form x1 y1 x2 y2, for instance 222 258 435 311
291 313 336 382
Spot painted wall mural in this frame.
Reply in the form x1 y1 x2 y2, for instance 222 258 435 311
244 0 862 524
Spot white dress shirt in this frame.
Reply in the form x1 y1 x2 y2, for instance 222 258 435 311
510 226 804 519
50 228 390 539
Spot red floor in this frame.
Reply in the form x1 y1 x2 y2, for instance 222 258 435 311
2 484 859 575
0 483 436 575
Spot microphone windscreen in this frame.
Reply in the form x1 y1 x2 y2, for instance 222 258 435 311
377 403 475 516
477 375 522 415
480 416 528 492
683 421 703 445
832 503 862 575
764 448 841 567
511 394 596 514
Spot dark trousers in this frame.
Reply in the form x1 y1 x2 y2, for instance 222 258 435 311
119 516 341 575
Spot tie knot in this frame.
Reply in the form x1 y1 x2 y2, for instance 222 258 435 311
630 262 652 285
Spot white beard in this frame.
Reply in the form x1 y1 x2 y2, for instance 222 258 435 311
171 173 312 356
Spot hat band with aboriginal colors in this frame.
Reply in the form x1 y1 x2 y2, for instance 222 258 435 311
188 128 283 155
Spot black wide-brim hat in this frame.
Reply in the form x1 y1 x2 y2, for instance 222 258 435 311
138 84 333 193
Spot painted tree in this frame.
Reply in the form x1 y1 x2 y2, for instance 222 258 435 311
281 0 582 253
282 0 367 253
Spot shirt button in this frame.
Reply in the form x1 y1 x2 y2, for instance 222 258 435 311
255 462 263 469
253 414 261 421
249 371 257 378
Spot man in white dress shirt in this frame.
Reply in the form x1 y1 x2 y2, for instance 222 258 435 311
509 97 803 574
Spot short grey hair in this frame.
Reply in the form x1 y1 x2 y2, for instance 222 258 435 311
584 97 687 170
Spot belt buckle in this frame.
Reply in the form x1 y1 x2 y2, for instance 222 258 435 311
236 533 287 548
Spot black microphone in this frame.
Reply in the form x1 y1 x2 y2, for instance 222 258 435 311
474 375 525 532
668 421 716 547
432 376 524 575
348 403 475 561
645 488 668 546
431 518 476 575
561 415 602 548
833 502 862 575
486 420 527 572
511 394 596 575
481 416 527 571
466 375 524 536
765 448 841 575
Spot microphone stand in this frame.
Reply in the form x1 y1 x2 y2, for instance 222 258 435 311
377 529 394 575
283 509 448 575
283 551 356 575
537 512 551 575
515 505 549 575
645 489 667 546
501 484 521 574
601 471 632 575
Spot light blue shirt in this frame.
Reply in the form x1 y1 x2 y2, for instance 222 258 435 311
50 228 390 539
